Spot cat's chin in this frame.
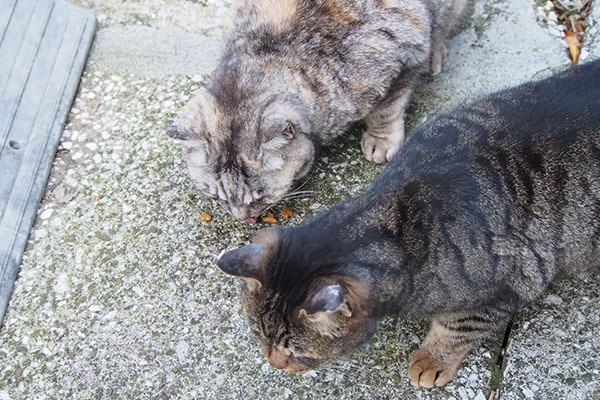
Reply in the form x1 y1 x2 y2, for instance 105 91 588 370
283 366 312 375
224 209 257 222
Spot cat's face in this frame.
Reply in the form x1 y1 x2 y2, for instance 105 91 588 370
240 281 376 373
167 86 315 221
217 229 377 372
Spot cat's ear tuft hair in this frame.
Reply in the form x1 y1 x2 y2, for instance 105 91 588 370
166 123 195 141
281 121 294 139
260 103 309 150
217 243 265 291
299 284 353 338
167 88 216 141
261 117 295 150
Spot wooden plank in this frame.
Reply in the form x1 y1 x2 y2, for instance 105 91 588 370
0 0 96 325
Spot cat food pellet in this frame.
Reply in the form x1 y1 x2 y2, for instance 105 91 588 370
262 212 278 223
200 211 212 221
283 207 294 219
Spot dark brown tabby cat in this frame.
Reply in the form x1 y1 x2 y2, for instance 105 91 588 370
167 0 466 221
216 60 600 388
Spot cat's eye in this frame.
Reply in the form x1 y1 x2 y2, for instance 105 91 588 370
217 199 230 210
250 328 260 337
201 190 217 200
286 342 307 355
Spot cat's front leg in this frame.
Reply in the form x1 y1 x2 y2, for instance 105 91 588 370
361 87 413 164
408 312 496 388
429 41 447 77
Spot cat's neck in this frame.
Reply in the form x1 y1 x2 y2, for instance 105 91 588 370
277 191 416 317
279 168 486 319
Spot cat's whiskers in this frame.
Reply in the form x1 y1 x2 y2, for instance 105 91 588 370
292 166 318 192
258 190 318 217
320 361 360 373
282 190 317 200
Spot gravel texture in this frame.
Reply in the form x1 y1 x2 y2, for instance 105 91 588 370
501 273 600 400
583 0 600 59
0 0 598 399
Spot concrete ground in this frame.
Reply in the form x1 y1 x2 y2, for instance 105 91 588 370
1 0 599 399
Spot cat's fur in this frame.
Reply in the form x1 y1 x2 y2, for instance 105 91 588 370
217 60 600 387
167 0 467 220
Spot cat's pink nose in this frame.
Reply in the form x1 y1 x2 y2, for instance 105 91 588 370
261 343 271 357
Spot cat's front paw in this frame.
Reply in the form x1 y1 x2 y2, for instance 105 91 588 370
430 43 447 77
407 349 458 388
361 130 403 164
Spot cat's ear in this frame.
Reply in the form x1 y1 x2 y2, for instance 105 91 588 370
260 117 295 153
298 284 353 338
263 117 294 141
260 103 309 150
304 284 352 316
216 243 265 291
167 87 216 141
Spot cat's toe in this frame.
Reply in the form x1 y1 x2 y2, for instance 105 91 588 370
407 349 457 388
361 132 401 164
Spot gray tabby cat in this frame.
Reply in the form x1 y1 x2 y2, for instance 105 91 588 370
167 0 467 221
216 60 600 388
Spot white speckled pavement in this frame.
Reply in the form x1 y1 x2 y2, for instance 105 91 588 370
0 0 598 399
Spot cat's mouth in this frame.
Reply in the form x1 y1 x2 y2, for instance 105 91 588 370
224 204 263 222
264 346 315 374
224 209 257 223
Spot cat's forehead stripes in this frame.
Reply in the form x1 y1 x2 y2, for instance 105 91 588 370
208 57 249 115
257 292 289 342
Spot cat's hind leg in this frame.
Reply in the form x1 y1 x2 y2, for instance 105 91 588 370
408 311 500 388
361 86 413 164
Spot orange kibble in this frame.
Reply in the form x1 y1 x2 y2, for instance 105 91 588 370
200 211 212 221
565 30 580 65
283 207 294 219
262 212 278 223
93 195 100 201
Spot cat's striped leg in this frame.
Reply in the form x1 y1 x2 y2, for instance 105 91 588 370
362 87 412 164
408 311 501 388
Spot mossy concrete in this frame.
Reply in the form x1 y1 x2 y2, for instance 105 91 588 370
0 0 598 399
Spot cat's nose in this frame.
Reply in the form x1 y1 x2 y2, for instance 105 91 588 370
265 348 289 370
261 343 271 357
228 205 251 221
